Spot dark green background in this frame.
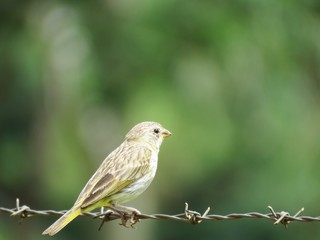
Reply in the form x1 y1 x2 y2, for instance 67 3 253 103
1 0 320 239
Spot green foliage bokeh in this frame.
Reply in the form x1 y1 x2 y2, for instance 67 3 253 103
1 0 320 239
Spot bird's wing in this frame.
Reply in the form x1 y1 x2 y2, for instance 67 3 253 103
74 144 152 209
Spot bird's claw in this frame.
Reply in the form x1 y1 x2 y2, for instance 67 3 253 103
118 210 140 228
118 211 129 227
129 211 140 228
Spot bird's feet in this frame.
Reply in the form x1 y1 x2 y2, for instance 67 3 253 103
110 205 141 228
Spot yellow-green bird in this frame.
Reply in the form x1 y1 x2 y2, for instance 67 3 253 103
42 121 171 236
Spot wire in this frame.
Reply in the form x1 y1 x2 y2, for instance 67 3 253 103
1 198 320 229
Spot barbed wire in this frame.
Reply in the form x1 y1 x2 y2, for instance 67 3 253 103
1 198 320 230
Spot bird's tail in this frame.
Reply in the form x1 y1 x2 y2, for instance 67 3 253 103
42 207 81 236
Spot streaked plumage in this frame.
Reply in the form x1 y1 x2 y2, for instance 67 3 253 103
42 121 171 236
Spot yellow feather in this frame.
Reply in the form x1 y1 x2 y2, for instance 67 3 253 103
42 207 81 236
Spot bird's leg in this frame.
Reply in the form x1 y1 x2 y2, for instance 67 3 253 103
110 205 141 228
116 205 141 228
109 206 129 227
112 204 141 215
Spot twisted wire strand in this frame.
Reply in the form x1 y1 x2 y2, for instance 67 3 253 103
1 199 320 228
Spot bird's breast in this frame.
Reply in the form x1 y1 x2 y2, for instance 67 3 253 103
109 151 159 204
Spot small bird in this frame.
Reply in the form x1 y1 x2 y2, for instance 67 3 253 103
42 121 171 236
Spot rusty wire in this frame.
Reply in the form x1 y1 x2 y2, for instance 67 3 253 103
1 198 320 229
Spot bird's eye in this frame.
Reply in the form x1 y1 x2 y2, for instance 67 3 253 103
153 128 160 134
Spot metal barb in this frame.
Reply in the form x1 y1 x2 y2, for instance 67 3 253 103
284 207 305 227
268 206 304 228
97 210 114 231
10 198 31 218
268 206 277 219
294 207 304 218
9 198 32 224
185 203 210 224
268 206 289 227
274 211 289 226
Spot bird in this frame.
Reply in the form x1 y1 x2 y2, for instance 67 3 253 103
42 121 171 236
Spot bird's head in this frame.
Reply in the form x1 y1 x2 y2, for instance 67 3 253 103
125 121 171 149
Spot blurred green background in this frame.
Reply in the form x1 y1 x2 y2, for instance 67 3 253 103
1 0 320 239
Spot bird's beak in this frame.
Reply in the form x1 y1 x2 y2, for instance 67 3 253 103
162 129 172 138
